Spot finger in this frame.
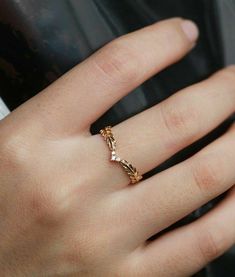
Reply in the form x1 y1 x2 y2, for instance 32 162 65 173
116 123 235 242
104 66 235 181
92 66 235 188
20 18 198 136
125 186 235 277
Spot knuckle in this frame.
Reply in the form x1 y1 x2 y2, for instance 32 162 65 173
191 155 222 193
216 66 235 85
65 231 113 272
94 39 140 84
0 132 31 169
26 185 67 227
197 227 224 263
64 240 89 270
124 254 162 277
123 258 146 277
160 101 198 146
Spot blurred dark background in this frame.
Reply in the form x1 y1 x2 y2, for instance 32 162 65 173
0 1 234 276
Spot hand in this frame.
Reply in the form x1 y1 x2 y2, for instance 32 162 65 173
0 18 235 277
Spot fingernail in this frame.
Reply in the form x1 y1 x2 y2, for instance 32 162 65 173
181 20 199 42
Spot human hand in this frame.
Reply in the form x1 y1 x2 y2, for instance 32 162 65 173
0 18 235 276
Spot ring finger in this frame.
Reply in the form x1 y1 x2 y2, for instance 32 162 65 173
93 66 235 186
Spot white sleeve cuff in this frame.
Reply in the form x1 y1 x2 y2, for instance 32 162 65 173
0 97 10 120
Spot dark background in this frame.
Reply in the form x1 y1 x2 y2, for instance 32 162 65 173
0 1 234 276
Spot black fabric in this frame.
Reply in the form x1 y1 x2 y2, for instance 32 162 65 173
0 1 234 276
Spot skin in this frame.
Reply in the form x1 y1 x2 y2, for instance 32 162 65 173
0 18 235 276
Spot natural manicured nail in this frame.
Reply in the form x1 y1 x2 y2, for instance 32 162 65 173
181 20 199 42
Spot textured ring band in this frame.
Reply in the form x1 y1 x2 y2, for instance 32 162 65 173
100 126 143 184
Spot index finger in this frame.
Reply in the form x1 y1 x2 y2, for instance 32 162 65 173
18 18 198 137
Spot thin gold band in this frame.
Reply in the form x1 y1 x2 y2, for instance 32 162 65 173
100 126 143 184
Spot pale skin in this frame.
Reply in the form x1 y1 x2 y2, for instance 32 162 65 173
0 17 235 276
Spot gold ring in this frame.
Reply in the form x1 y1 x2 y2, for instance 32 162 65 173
100 126 143 184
